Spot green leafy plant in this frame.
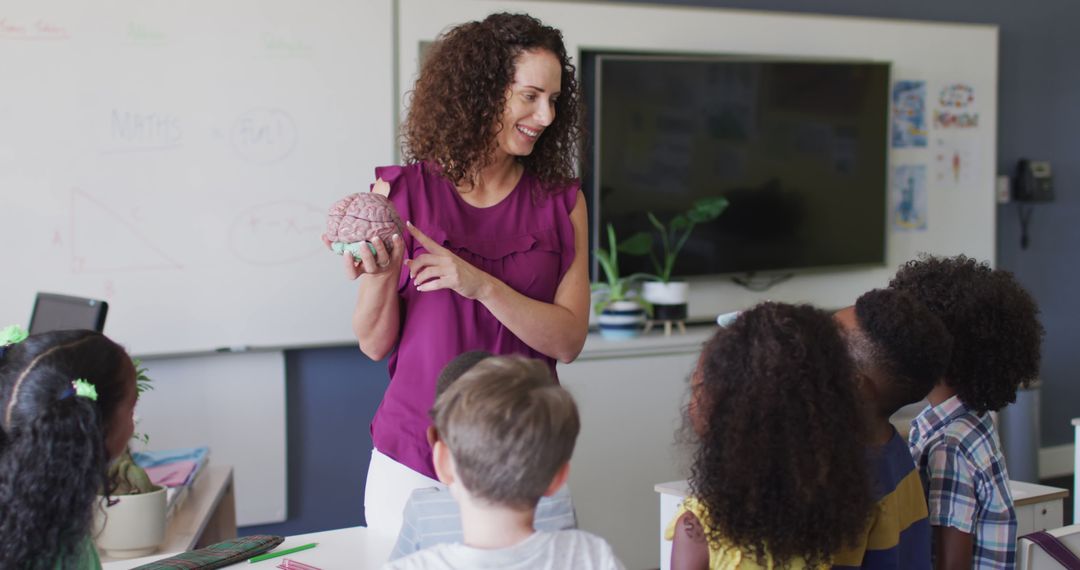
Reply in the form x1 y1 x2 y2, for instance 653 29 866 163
131 358 153 446
107 359 156 495
591 223 653 314
108 450 156 495
631 197 728 283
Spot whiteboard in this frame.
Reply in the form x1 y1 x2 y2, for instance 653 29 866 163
0 0 394 356
399 0 999 322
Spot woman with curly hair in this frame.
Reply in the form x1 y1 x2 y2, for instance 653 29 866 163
890 255 1043 569
668 302 874 569
0 329 138 569
326 12 589 535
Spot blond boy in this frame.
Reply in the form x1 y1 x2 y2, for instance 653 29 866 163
382 356 623 570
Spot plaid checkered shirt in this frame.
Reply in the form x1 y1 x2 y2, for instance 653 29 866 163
909 395 1017 569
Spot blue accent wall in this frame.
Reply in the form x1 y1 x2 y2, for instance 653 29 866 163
244 0 1079 535
241 346 388 536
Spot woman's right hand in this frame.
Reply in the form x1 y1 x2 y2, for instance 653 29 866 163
322 233 404 280
322 177 401 280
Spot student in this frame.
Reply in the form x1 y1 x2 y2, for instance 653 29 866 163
383 356 623 570
832 289 953 569
668 302 874 569
390 351 577 560
890 255 1043 569
0 328 138 570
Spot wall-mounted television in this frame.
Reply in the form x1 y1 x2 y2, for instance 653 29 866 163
584 53 890 279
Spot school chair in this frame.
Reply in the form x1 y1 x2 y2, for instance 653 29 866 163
1018 524 1080 569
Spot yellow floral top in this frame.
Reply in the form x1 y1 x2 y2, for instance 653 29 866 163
664 498 827 570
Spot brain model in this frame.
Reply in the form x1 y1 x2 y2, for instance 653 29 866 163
326 192 404 260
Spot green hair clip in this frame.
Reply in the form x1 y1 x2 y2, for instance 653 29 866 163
72 379 98 401
0 324 28 346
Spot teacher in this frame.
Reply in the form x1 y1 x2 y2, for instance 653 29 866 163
333 13 589 534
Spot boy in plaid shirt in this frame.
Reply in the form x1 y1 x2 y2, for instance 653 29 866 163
891 255 1044 570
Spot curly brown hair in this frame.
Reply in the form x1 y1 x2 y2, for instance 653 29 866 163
690 302 872 568
852 288 953 409
401 12 583 191
889 254 1044 414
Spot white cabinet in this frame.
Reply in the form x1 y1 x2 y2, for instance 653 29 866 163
1013 480 1069 535
559 328 708 570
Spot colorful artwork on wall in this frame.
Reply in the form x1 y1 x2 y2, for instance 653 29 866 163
891 80 928 148
934 83 979 129
933 136 975 187
892 164 927 231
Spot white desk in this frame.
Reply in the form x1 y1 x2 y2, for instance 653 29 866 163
654 479 1069 570
102 526 393 569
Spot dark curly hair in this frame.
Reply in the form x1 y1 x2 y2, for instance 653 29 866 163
401 12 584 191
690 302 872 568
851 288 953 409
889 255 1044 414
0 330 131 569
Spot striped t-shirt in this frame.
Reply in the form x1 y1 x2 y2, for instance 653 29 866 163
389 484 577 560
833 429 931 569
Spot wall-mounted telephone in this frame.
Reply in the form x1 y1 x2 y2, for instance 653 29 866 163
1014 159 1054 202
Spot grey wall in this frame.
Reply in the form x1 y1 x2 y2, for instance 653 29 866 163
244 0 1079 536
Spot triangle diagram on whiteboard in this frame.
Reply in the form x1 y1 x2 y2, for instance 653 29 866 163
70 188 183 273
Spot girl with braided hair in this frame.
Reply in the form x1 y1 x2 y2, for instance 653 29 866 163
0 329 137 569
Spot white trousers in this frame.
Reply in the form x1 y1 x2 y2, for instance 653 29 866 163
364 448 440 539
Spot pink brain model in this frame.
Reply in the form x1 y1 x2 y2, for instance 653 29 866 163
326 192 404 259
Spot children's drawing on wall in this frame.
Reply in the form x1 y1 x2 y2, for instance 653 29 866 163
933 136 974 187
933 83 979 129
891 80 927 148
891 164 927 231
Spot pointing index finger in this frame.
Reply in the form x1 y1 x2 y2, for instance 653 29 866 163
405 221 444 253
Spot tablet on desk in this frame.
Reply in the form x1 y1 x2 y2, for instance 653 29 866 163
29 292 109 334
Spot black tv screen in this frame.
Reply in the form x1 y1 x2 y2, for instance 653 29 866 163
589 54 890 277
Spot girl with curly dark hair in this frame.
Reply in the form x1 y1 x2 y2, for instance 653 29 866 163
323 12 590 534
0 329 138 569
668 302 873 569
890 255 1044 569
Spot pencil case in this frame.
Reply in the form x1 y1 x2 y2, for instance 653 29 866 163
131 535 284 569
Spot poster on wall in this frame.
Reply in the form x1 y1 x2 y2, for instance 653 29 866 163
933 136 975 187
892 164 927 231
934 83 979 129
891 80 928 148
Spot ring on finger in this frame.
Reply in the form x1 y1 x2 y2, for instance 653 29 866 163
377 258 391 268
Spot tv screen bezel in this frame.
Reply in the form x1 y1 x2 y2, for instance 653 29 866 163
582 50 892 283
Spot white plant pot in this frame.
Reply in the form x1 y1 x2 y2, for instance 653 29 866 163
642 281 689 321
93 486 167 559
642 281 689 305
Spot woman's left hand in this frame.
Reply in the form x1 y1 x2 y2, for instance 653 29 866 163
405 221 491 300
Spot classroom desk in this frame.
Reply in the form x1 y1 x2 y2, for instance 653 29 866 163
102 525 394 569
100 465 236 562
654 479 1070 570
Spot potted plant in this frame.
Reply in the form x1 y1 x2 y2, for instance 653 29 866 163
94 359 168 559
632 197 728 323
592 223 653 339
